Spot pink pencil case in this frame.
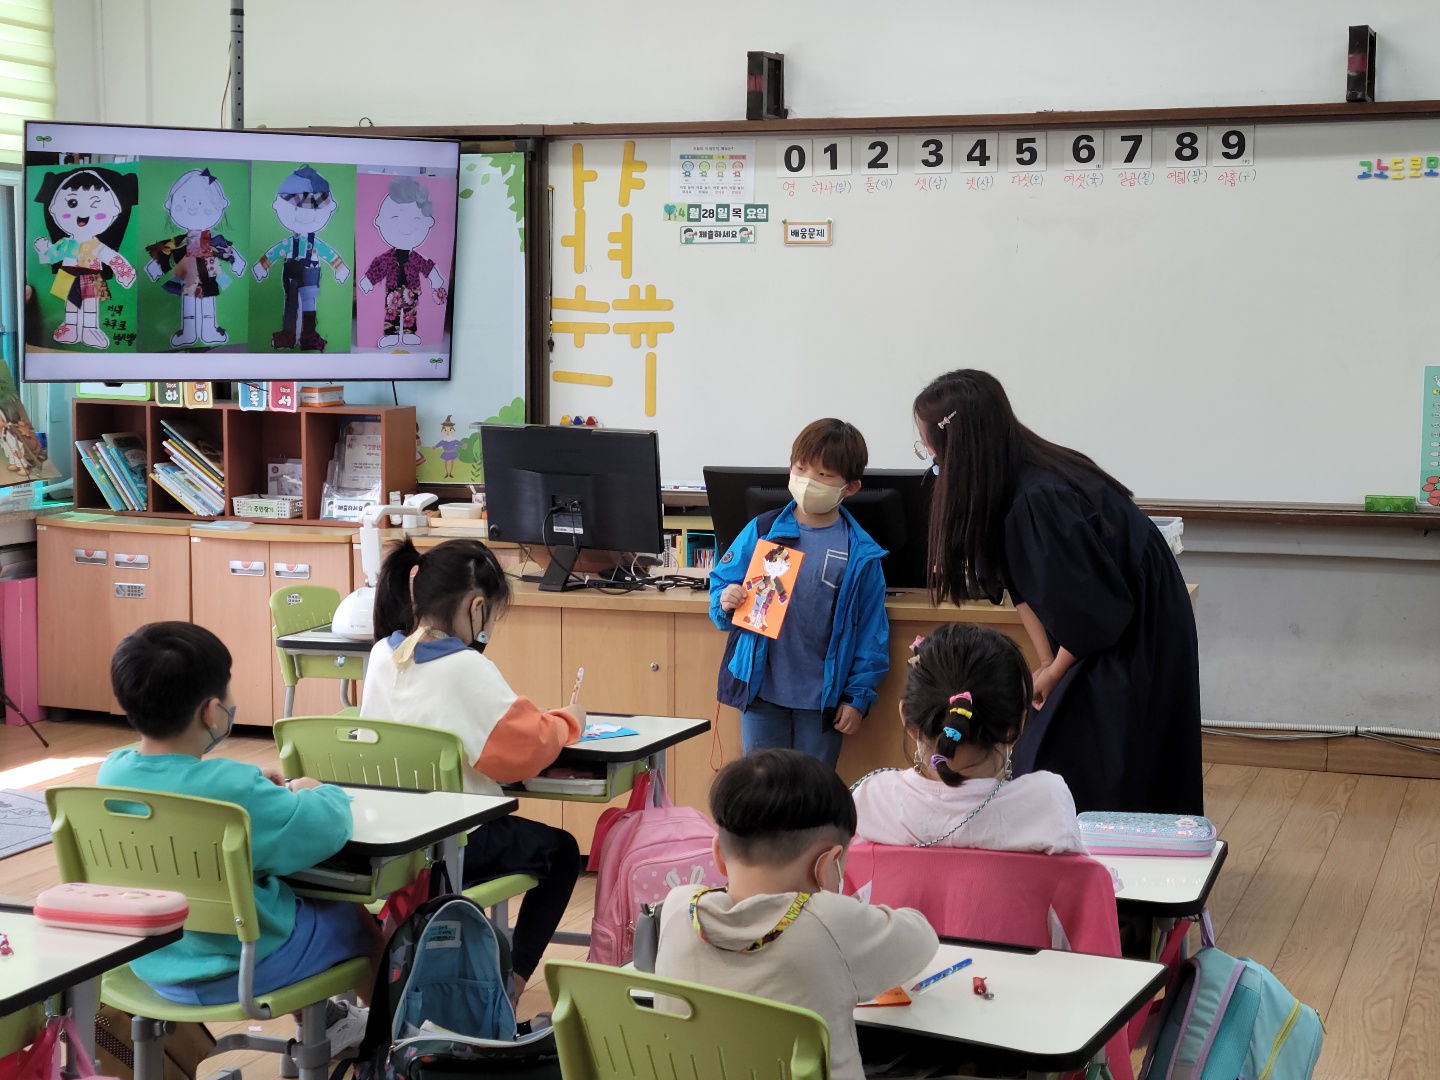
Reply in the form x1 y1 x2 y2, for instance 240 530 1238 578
34 881 189 935
1077 811 1217 857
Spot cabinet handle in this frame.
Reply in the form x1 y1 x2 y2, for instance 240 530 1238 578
114 553 150 570
73 549 107 565
650 662 660 672
273 563 311 579
229 560 266 577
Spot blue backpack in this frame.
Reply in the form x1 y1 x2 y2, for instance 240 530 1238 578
1141 945 1322 1080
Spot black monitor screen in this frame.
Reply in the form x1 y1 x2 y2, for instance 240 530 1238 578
482 425 663 555
703 466 933 590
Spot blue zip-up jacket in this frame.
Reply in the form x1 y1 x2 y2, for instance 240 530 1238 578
709 502 890 721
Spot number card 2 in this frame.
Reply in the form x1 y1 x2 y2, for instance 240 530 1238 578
1158 128 1208 167
1006 132 1047 171
815 138 852 175
912 135 952 173
1064 131 1103 170
777 140 813 177
1106 130 1151 169
955 133 998 172
1208 126 1253 167
859 136 900 174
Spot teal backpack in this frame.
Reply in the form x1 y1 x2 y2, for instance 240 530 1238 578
1141 932 1322 1080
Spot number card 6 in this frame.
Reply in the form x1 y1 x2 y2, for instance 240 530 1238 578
1064 131 1103 170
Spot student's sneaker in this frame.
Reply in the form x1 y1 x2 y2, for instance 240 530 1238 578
322 999 369 1057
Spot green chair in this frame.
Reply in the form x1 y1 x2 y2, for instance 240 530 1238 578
274 716 538 927
270 585 365 718
47 785 371 1080
0 1003 46 1058
545 960 831 1080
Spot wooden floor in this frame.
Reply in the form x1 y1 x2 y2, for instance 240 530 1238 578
5 721 1440 1080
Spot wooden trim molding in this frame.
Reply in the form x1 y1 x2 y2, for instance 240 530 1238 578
1204 730 1440 781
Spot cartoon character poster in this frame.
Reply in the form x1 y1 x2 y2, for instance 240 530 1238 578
247 161 356 354
136 160 252 352
25 163 141 352
733 540 804 639
354 171 456 352
0 362 60 486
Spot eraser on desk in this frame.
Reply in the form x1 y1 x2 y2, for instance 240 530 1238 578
1364 495 1417 512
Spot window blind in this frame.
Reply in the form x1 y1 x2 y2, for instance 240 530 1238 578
0 0 53 164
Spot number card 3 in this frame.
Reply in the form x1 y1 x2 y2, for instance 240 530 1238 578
1064 131 1103 170
1208 126 1253 167
777 140 813 177
911 135 952 173
1158 128 1208 167
1006 132 1047 171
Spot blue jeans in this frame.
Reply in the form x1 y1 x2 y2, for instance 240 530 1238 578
741 696 842 768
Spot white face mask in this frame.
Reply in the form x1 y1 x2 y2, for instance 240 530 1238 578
789 473 845 515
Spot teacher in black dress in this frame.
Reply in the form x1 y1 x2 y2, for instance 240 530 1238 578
913 369 1202 815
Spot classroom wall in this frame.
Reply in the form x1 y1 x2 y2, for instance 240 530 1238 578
46 0 1440 737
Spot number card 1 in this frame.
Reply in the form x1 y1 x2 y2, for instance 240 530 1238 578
814 138 852 175
912 135 952 173
156 381 185 408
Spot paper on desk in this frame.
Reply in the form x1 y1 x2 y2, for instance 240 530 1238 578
854 880 873 903
857 985 911 1007
580 724 640 741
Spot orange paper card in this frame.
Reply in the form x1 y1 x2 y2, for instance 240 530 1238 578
857 986 912 1008
733 539 803 640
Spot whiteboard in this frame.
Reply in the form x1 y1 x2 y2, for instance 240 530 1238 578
547 124 1440 503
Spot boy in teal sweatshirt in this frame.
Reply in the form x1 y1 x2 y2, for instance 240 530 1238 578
97 622 378 1043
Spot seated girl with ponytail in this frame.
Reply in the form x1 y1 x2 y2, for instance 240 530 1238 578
360 538 584 1001
851 622 1085 854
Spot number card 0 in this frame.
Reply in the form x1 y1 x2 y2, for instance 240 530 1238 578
1064 131 1103 170
859 136 899 175
815 138 852 175
956 134 998 172
777 140 813 177
912 135 952 173
1208 126 1253 167
1106 130 1151 169
1159 128 1208 167
1007 132 1047 171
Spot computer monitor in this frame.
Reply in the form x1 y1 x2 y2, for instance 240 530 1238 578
703 466 934 591
481 424 664 592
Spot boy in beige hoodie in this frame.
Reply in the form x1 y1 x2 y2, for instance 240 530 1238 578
656 749 938 1080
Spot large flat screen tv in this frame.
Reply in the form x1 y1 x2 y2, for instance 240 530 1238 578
23 122 460 382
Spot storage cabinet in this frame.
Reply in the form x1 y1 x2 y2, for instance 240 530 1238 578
484 606 565 828
36 520 192 713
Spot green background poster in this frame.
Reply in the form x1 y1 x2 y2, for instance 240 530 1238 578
135 159 253 353
24 162 142 356
247 160 356 356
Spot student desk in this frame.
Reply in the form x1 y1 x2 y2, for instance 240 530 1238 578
271 627 371 717
0 909 182 1061
1094 840 1228 918
855 939 1166 1076
287 787 516 900
513 712 712 806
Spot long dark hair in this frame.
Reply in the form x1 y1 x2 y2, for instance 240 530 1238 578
34 168 139 277
903 623 1030 788
372 537 511 641
914 369 1131 604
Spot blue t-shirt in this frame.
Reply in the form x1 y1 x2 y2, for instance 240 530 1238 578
759 517 851 710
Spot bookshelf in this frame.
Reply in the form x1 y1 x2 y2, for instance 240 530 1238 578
661 513 715 570
72 398 416 526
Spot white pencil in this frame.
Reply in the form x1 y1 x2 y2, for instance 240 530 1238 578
570 667 585 705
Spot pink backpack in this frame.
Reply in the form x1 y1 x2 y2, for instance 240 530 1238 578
586 770 725 966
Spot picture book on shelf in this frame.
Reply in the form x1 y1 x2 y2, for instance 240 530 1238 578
102 431 148 509
76 439 127 510
733 539 803 639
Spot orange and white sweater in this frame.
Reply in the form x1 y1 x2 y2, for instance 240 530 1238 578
362 632 581 796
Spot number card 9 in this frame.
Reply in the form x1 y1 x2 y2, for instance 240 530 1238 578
1158 128 1208 167
1208 126 1253 167
912 135 951 173
777 140 813 177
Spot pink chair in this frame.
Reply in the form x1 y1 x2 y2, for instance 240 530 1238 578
843 842 1137 1080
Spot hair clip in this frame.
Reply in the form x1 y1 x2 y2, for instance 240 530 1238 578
907 635 926 668
931 754 948 770
947 690 974 720
942 726 963 743
937 410 957 429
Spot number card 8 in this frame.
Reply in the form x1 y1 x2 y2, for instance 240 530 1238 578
1207 126 1254 167
1158 128 1208 167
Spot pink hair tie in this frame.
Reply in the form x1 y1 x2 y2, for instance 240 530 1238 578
949 692 972 704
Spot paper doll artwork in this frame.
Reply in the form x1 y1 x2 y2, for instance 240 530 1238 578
434 415 463 478
143 169 247 348
358 176 448 349
32 168 138 349
733 540 804 639
0 365 60 486
252 165 350 351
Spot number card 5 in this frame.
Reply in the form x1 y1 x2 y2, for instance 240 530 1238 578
1005 132 1047 171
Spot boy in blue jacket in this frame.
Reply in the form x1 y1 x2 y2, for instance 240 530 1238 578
710 419 889 768
97 622 379 1051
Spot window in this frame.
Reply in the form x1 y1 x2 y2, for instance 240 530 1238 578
0 0 54 165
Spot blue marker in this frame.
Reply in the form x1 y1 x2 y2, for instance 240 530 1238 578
910 957 972 995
